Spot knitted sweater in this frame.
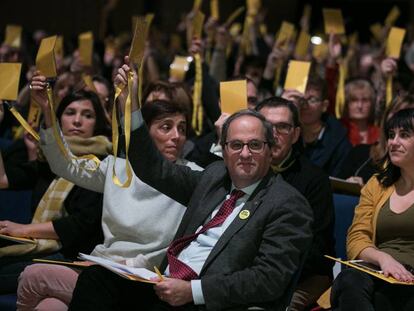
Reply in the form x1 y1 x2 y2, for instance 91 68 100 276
40 128 202 268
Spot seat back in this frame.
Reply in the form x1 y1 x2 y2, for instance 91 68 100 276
0 190 32 223
333 194 359 260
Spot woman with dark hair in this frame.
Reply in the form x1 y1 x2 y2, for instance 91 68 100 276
15 65 202 310
0 81 111 294
331 108 414 310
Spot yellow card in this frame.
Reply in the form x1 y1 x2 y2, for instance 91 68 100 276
323 8 345 34
78 31 94 66
192 11 205 39
27 98 42 129
275 21 295 50
0 63 22 101
129 17 147 65
348 33 358 48
169 56 191 82
4 25 22 48
36 35 57 78
220 80 248 114
55 35 64 58
210 0 219 20
229 23 242 37
82 74 98 93
312 41 328 61
385 6 400 27
131 15 139 34
386 27 406 58
303 4 311 22
284 60 311 93
294 30 310 58
193 0 203 12
247 0 261 16
370 23 383 42
225 6 245 27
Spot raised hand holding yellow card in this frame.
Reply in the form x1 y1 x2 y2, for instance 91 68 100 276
220 80 248 114
386 27 406 58
78 32 94 66
4 25 22 48
0 63 22 101
36 35 57 78
323 9 345 34
284 61 311 93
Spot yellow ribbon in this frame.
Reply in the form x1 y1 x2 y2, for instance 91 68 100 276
192 53 203 136
386 75 393 109
46 85 101 171
111 72 133 188
335 62 346 119
273 60 283 91
8 106 40 141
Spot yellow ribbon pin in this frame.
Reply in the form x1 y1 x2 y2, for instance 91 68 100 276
239 210 250 220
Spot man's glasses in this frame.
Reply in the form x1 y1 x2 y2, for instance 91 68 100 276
272 122 294 135
298 97 322 106
225 140 268 153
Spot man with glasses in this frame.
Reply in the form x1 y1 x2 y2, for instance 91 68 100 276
282 75 352 177
256 97 335 311
70 108 313 311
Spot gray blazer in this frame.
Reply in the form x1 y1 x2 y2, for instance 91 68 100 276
128 124 313 311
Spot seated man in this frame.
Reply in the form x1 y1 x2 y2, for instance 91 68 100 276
69 78 313 310
256 97 335 311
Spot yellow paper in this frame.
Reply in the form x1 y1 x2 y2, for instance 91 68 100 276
370 23 383 42
386 27 406 58
78 31 94 66
129 17 147 65
55 35 64 58
4 25 22 48
284 60 311 93
303 4 311 23
192 11 205 39
294 30 310 58
193 0 203 12
275 21 295 50
385 6 400 27
220 80 248 114
169 56 191 82
210 0 219 20
323 8 345 34
36 35 57 78
348 33 358 48
225 6 245 27
82 74 98 93
0 63 22 101
28 98 42 129
247 0 261 16
312 41 328 60
229 23 242 37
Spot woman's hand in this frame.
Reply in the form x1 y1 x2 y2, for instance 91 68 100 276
114 56 138 113
0 220 29 237
30 71 50 112
380 57 397 77
377 252 414 282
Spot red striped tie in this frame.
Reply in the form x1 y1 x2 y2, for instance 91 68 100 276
167 189 245 280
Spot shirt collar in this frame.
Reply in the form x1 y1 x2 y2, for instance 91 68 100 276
231 179 262 198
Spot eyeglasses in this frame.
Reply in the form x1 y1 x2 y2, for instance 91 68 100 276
303 97 322 105
272 122 294 135
225 140 268 153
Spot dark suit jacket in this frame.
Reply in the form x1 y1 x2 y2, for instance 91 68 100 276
128 123 313 311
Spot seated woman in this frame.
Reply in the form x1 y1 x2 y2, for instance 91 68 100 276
338 94 414 186
0 89 110 294
331 108 414 311
341 79 379 146
16 67 201 311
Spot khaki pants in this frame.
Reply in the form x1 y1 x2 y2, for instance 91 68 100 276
289 274 332 311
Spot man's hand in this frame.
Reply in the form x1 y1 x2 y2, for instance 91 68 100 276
154 278 193 306
281 89 305 106
214 113 230 142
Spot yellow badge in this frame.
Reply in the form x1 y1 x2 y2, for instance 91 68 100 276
239 210 250 220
